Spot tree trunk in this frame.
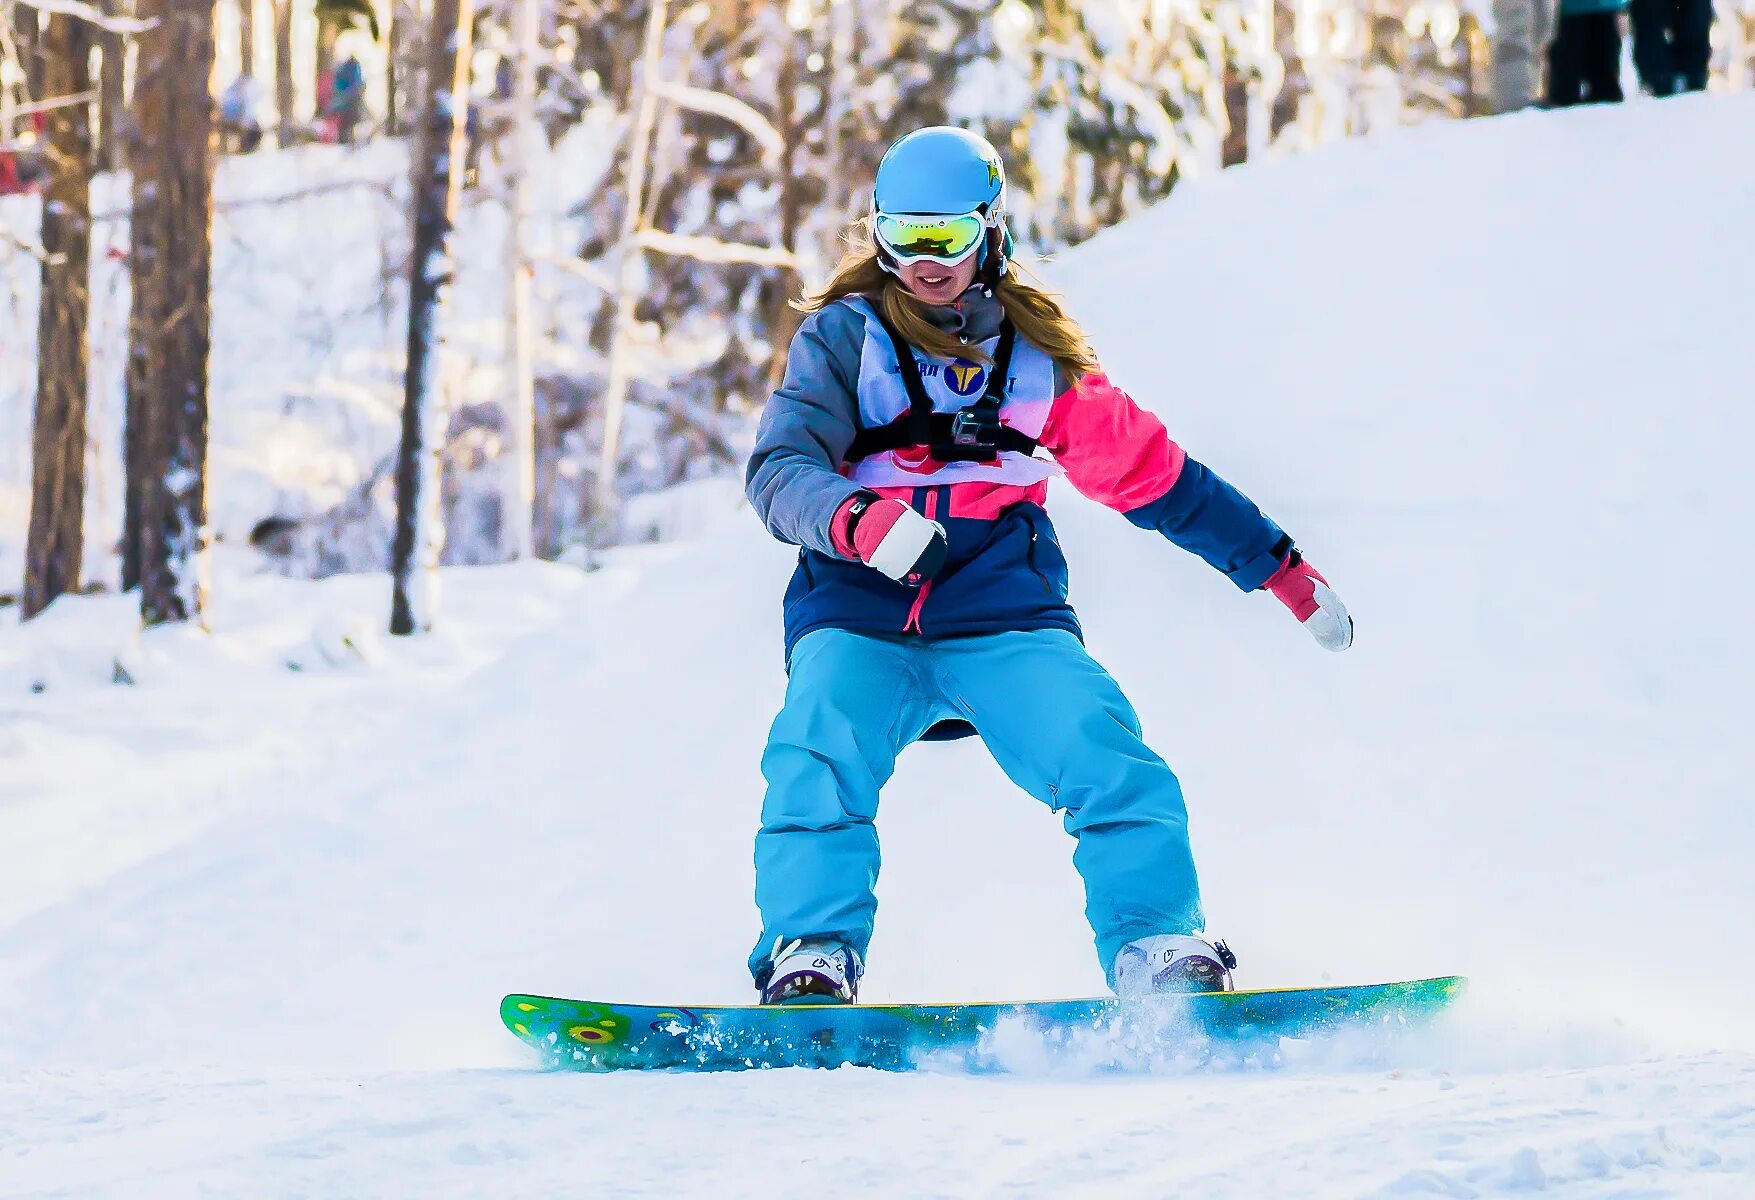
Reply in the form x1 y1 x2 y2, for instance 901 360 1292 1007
122 0 163 593
239 0 255 76
12 6 45 97
385 0 400 136
594 0 670 527
97 1 129 172
314 22 335 122
22 13 94 621
274 0 296 144
121 220 150 593
765 36 802 393
389 0 474 635
500 0 538 559
134 0 216 626
1222 62 1249 167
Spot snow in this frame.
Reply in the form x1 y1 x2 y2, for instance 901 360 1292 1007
6 92 1755 1196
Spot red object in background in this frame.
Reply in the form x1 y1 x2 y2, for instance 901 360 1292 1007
0 151 43 196
1 113 47 196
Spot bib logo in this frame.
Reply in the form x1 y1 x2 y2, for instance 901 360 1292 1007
946 359 987 398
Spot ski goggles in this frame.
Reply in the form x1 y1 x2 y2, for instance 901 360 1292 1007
873 211 989 267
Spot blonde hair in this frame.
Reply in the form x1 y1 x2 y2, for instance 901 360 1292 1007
795 219 1101 379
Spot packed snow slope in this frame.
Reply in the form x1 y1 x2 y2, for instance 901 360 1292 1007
5 94 1755 1197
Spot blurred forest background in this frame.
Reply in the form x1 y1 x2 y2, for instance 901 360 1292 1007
3 0 1753 629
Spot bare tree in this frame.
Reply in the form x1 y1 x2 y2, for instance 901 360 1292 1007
11 3 44 96
591 0 669 531
385 0 406 136
22 11 94 619
500 0 539 560
591 0 797 529
130 0 216 625
97 0 128 170
273 0 295 143
390 0 474 635
238 0 254 76
121 0 158 594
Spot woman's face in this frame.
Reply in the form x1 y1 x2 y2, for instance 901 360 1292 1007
897 255 978 307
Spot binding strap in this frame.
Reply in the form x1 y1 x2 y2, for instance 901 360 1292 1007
846 307 1038 464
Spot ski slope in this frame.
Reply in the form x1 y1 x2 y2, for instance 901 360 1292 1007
5 94 1755 1197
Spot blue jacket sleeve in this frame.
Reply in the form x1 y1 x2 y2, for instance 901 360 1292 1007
744 303 867 558
1121 459 1289 592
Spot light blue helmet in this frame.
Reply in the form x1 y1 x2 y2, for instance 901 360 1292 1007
874 126 1006 216
872 126 1014 280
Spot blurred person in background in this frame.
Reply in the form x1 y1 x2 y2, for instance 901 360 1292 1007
327 51 367 144
219 73 267 153
1631 0 1714 94
1547 0 1628 104
1489 0 1560 110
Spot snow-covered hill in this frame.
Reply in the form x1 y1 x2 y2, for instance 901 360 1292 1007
4 94 1754 1197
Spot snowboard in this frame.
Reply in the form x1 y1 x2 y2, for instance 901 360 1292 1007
500 975 1465 1073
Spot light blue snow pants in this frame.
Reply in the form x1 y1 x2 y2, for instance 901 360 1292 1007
749 627 1204 983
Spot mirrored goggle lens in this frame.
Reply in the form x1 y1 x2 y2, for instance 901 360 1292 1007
874 213 985 263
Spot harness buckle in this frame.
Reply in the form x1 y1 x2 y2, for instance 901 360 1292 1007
950 407 1002 448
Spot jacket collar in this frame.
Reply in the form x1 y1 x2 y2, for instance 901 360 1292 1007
918 285 1005 343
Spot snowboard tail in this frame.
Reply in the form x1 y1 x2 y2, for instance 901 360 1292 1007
500 975 1465 1073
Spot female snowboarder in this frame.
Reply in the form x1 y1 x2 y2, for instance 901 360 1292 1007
746 126 1353 1005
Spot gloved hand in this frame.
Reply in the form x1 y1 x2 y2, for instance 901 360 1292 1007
1265 550 1353 651
832 493 947 586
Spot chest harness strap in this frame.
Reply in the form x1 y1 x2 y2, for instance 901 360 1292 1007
845 308 1040 465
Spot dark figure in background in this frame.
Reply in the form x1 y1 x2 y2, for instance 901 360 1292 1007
1630 0 1714 94
462 101 484 188
1548 0 1627 104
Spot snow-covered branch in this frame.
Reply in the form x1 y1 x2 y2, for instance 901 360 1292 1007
633 228 797 268
7 90 101 117
2 228 60 266
543 253 618 292
7 0 156 34
650 80 784 166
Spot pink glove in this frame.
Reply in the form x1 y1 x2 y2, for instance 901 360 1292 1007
831 493 946 586
1264 552 1353 651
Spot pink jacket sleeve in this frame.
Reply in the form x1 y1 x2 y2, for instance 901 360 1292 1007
1038 370 1290 591
1036 372 1187 511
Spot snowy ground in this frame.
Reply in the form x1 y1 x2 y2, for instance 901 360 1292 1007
5 94 1755 1197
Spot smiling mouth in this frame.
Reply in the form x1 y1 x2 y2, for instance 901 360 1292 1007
919 271 952 288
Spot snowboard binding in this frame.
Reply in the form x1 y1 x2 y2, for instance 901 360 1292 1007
759 938 863 1006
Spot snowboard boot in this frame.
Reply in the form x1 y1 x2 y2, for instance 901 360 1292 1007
759 938 862 1006
1111 934 1237 996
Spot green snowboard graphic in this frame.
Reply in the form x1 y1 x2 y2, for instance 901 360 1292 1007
501 976 1465 1072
